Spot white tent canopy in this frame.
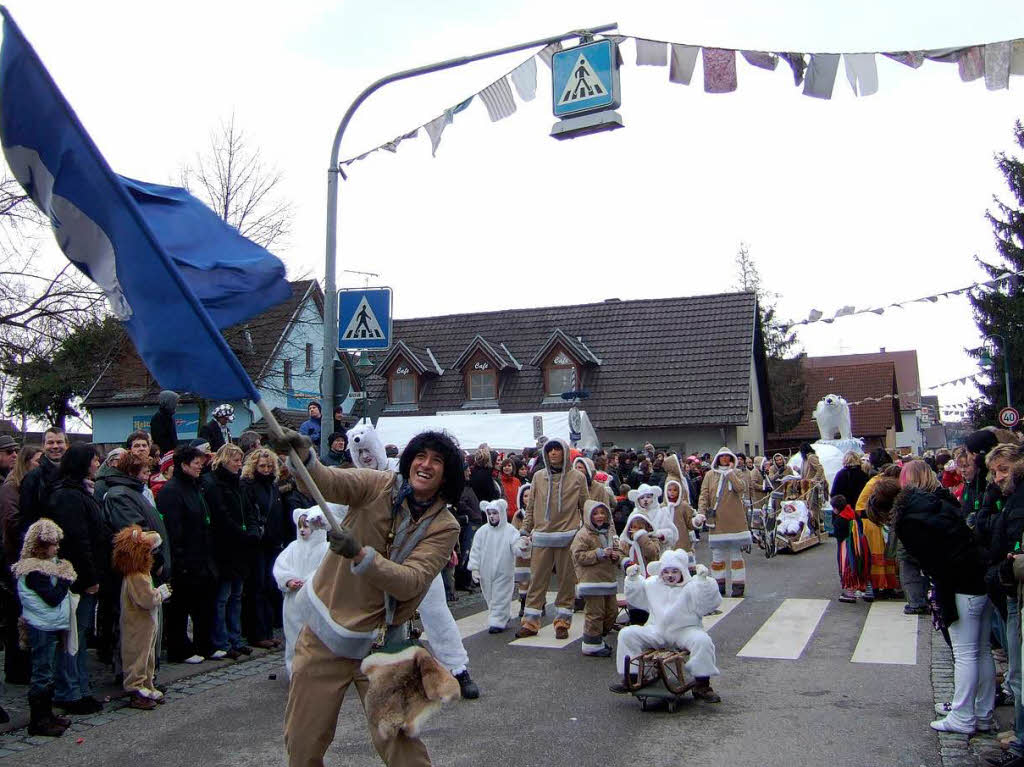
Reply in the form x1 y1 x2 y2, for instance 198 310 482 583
372 410 600 452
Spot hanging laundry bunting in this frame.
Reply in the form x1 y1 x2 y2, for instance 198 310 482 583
635 38 668 66
844 53 878 96
479 77 517 122
741 51 778 71
804 53 840 99
703 47 737 93
381 128 418 153
538 41 562 69
884 51 925 69
833 305 856 318
959 46 984 81
669 44 699 84
1012 40 1024 75
807 309 823 322
424 112 452 157
510 57 537 101
985 41 1012 90
777 52 807 85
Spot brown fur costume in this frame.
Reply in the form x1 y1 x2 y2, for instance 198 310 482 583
12 518 76 650
112 525 164 694
359 646 460 741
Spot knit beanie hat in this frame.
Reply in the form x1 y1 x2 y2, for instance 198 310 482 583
965 429 999 456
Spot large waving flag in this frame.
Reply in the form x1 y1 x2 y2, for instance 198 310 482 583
0 8 291 400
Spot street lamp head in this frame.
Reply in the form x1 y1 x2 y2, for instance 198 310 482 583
980 348 994 369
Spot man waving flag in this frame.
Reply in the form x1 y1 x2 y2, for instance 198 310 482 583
0 7 291 401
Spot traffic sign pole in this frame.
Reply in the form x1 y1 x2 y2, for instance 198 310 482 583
321 23 617 457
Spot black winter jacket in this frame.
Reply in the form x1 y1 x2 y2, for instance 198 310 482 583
469 466 499 504
102 471 171 582
18 456 61 540
243 474 287 555
47 479 108 593
150 408 178 456
198 419 228 453
208 465 252 581
894 487 987 626
830 466 869 510
158 473 217 582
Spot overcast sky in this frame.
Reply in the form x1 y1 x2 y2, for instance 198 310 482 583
6 0 1024 417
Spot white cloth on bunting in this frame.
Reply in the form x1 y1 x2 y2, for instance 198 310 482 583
959 46 984 81
844 53 878 96
1012 40 1024 76
741 51 778 70
381 128 418 153
424 112 452 157
479 77 517 122
510 57 537 101
635 38 668 66
669 44 699 84
538 41 562 69
984 42 1011 90
803 53 840 99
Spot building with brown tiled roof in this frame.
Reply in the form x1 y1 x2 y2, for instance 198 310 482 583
767 360 902 453
364 291 774 455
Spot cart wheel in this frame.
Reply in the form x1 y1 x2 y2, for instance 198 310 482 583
640 698 648 712
668 700 678 713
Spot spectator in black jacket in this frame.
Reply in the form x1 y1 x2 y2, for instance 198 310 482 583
962 429 999 528
208 444 251 660
898 460 956 615
18 427 66 540
158 445 218 664
469 448 499 503
149 390 179 456
241 448 284 649
455 466 483 590
831 451 870 519
891 485 993 735
47 443 105 715
199 404 234 453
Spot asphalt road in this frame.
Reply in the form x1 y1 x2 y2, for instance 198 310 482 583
9 538 939 767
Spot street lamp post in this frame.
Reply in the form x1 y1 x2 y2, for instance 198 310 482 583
981 333 1013 409
320 23 618 456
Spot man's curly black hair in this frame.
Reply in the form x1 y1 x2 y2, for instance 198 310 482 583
399 430 465 504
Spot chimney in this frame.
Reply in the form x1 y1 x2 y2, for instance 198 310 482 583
879 347 886 353
604 298 620 303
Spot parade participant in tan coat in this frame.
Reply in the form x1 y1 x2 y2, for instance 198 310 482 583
663 455 701 559
574 456 615 506
698 448 751 598
571 500 620 657
517 438 587 639
271 428 462 767
511 484 533 616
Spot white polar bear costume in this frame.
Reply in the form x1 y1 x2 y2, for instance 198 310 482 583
812 394 853 441
273 506 332 676
777 500 811 537
343 422 470 675
629 484 678 551
467 499 519 630
616 549 723 679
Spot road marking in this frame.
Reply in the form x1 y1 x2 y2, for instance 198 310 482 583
737 598 829 660
510 619 585 649
851 601 919 665
703 597 743 631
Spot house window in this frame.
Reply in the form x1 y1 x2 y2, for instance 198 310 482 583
305 343 314 371
546 366 576 396
468 370 496 400
744 442 750 456
755 443 760 456
283 360 292 390
390 370 416 404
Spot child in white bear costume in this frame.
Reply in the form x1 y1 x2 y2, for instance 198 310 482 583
612 549 723 701
467 499 522 633
628 484 678 551
273 506 331 676
777 500 811 537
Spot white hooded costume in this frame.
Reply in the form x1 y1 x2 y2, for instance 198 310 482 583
630 483 678 552
616 549 723 679
273 506 331 676
777 500 811 537
344 422 470 675
467 499 520 630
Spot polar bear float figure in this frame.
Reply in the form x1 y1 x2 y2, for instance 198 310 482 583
812 394 853 442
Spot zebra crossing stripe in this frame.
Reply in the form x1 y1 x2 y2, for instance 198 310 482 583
702 597 743 631
736 598 829 660
851 601 918 665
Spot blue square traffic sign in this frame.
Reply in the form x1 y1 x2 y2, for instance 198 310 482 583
552 39 620 118
338 287 392 350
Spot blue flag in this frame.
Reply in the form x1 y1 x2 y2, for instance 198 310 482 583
0 8 292 400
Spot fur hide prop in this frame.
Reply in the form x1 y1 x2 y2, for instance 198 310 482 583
359 645 460 741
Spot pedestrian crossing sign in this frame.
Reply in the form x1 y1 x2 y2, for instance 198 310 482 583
338 287 392 350
552 39 620 118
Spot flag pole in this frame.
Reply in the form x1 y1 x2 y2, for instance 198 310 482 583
256 397 343 534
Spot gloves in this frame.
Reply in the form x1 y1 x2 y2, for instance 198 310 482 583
625 564 640 578
267 427 312 461
328 527 362 559
693 564 709 579
692 514 706 528
156 583 172 602
471 570 481 585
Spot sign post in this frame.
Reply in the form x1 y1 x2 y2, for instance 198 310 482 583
338 287 392 351
999 406 1020 429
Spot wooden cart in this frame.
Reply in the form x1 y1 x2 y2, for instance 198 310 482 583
622 649 695 712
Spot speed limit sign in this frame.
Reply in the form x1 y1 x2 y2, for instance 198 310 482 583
999 407 1020 428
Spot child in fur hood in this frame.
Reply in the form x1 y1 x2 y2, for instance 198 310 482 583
14 518 76 737
112 525 172 710
467 499 521 633
571 501 620 657
511 485 533 617
619 510 661 625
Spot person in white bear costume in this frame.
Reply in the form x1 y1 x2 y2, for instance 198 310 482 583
343 422 480 698
628 483 678 551
467 499 522 633
776 500 811 538
611 549 723 702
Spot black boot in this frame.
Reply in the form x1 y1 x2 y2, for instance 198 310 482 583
717 581 726 597
455 669 479 700
692 677 721 703
518 595 526 618
731 583 745 598
27 692 66 737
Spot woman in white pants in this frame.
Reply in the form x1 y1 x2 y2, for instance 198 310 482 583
884 481 994 733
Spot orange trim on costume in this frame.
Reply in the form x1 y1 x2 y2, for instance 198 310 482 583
710 561 727 571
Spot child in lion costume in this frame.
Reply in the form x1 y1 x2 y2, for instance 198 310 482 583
112 525 172 710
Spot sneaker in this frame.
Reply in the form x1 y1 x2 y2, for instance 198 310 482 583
236 646 253 656
183 654 205 664
930 717 974 734
977 717 999 733
934 702 953 715
253 640 275 649
209 650 228 660
225 649 241 660
129 693 157 711
487 627 505 634
454 670 479 700
583 645 612 657
838 592 857 604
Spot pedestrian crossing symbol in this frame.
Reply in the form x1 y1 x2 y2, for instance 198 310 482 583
551 39 620 118
337 287 392 350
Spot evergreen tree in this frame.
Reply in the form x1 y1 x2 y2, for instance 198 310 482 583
968 121 1024 427
734 243 807 433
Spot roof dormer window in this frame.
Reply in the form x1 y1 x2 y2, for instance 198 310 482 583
389 362 418 405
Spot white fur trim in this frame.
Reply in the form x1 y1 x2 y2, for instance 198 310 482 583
350 546 377 575
360 644 421 673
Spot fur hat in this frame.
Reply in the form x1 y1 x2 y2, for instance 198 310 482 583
360 646 460 741
12 518 76 580
347 422 387 470
628 483 662 505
